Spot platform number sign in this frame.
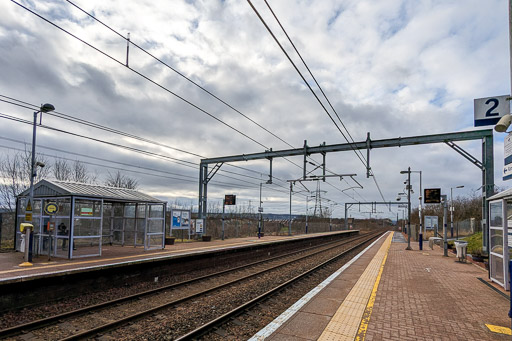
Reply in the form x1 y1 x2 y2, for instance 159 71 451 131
474 95 510 127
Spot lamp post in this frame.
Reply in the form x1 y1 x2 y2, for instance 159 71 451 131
409 171 423 250
258 183 262 238
305 194 315 234
23 103 55 266
442 194 448 256
400 168 412 250
450 185 464 238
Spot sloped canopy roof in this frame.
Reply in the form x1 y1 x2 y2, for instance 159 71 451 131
488 188 512 201
19 180 164 203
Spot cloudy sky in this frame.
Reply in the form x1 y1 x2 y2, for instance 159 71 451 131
0 0 509 219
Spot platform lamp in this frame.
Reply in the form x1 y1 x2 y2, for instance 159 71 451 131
20 103 55 267
400 168 412 250
450 185 464 238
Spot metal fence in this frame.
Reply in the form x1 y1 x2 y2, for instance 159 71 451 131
409 218 476 241
0 212 15 250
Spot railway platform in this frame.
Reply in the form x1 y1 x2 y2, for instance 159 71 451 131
252 231 511 341
0 231 354 283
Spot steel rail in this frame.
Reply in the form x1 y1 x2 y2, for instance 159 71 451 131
57 232 375 340
175 230 385 340
0 232 363 339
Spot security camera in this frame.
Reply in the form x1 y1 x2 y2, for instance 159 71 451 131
495 114 512 133
396 197 401 201
35 161 45 168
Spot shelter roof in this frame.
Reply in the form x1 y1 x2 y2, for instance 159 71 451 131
18 180 164 203
488 188 512 201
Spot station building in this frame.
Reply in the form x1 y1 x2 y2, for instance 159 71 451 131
15 180 166 259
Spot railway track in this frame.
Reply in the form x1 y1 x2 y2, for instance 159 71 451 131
0 230 384 340
177 230 385 340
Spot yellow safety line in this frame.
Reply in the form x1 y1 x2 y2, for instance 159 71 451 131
0 233 323 276
318 232 393 341
486 324 512 335
355 232 392 340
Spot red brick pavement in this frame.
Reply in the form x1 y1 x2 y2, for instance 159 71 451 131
362 242 511 341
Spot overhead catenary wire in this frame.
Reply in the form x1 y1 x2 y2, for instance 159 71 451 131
247 0 386 204
0 97 295 187
0 114 302 196
10 0 268 150
9 2 356 194
7 1 363 206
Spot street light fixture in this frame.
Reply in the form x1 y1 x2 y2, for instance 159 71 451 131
305 194 316 234
405 170 423 250
400 168 412 250
450 185 464 238
22 103 55 266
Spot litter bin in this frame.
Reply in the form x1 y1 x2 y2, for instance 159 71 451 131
454 240 467 262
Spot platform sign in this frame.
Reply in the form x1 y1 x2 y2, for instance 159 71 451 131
25 198 33 222
504 133 512 181
224 194 236 205
474 95 510 127
171 209 191 230
424 188 441 204
195 219 204 234
425 216 438 231
44 202 59 216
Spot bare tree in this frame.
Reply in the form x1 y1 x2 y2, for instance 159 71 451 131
72 160 92 183
53 158 72 181
104 170 138 189
52 159 97 184
0 151 51 212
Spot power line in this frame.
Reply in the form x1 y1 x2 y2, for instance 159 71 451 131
8 1 359 202
10 0 268 149
0 98 295 187
64 0 296 151
247 0 387 203
0 115 298 195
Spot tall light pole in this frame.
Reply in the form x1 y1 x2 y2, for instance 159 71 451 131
289 183 292 236
305 194 315 234
442 194 448 256
450 185 464 238
258 182 262 238
410 171 423 250
23 103 55 266
400 168 412 250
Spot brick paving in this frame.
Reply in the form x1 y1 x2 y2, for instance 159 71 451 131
361 241 510 341
264 234 388 340
262 232 511 340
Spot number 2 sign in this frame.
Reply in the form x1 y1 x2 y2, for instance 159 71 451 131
474 95 510 127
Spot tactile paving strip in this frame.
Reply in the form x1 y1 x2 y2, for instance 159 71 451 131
318 232 393 341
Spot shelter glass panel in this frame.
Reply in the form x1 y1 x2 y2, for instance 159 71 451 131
490 254 504 284
72 237 101 257
112 217 124 245
124 219 135 246
74 199 101 218
149 205 164 218
490 202 503 227
113 203 124 216
124 204 136 218
490 228 504 255
137 204 146 218
148 220 164 233
136 219 145 246
73 218 101 237
147 234 164 250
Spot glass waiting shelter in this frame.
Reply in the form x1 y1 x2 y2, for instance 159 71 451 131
487 189 512 291
15 180 166 259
